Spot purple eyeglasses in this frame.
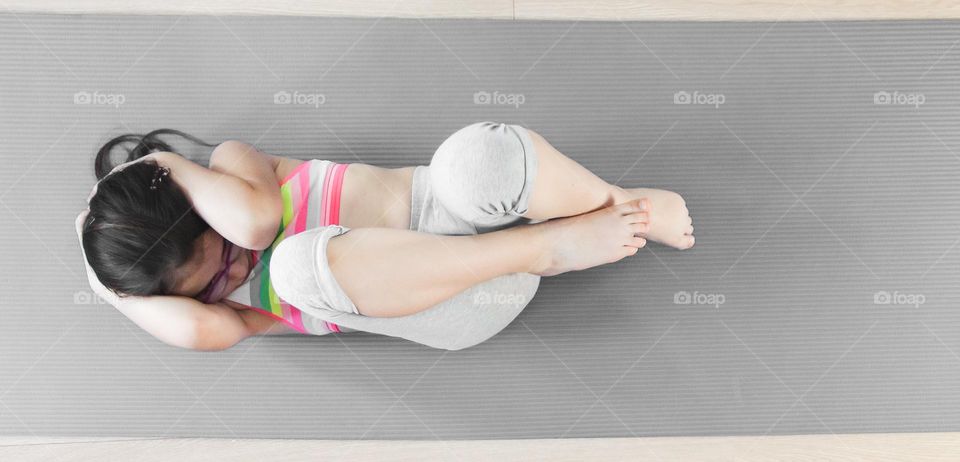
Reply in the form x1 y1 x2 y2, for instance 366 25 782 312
195 238 241 303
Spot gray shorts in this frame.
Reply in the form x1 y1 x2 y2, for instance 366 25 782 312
270 121 542 350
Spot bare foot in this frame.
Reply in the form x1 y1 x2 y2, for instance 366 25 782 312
615 187 694 250
533 199 650 277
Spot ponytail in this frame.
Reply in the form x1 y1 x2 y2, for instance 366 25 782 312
94 129 219 180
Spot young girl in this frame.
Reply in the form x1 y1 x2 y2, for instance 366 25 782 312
76 122 694 351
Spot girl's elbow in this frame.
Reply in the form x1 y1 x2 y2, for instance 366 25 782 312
242 196 282 251
230 210 278 250
244 223 279 251
177 314 246 352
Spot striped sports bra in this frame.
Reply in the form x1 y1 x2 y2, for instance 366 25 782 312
223 159 353 335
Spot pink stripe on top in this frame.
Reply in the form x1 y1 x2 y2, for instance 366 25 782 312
313 162 348 334
281 159 312 184
325 163 349 226
316 163 348 335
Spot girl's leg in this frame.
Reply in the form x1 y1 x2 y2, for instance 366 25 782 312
523 128 695 250
323 200 649 317
427 122 694 249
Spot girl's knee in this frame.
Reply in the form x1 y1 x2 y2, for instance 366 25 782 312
429 121 538 223
269 226 359 316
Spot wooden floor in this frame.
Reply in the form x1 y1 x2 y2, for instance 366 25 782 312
6 0 960 20
2 433 960 461
6 0 960 460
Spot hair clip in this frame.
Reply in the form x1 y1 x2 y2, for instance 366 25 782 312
149 166 170 190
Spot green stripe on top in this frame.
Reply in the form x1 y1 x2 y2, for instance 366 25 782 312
257 219 283 317
258 183 297 317
280 181 294 231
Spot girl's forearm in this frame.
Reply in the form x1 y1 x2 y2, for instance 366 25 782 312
222 300 298 336
154 151 281 250
236 309 298 336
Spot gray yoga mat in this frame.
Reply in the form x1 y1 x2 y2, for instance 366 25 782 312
1 13 959 439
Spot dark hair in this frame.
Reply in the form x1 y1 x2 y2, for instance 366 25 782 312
82 129 219 297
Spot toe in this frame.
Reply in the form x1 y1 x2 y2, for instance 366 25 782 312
623 236 646 252
631 222 650 234
624 211 649 224
619 198 649 213
636 198 650 211
671 234 694 249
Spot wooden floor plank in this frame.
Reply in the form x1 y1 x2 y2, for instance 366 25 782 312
515 0 960 21
2 0 516 19
9 0 960 20
1 433 959 461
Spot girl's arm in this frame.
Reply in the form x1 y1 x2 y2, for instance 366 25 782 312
113 295 296 351
223 299 300 337
102 283 294 351
115 296 296 351
76 209 293 351
153 141 283 251
115 295 252 351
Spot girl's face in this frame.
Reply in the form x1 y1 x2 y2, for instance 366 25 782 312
171 228 251 302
